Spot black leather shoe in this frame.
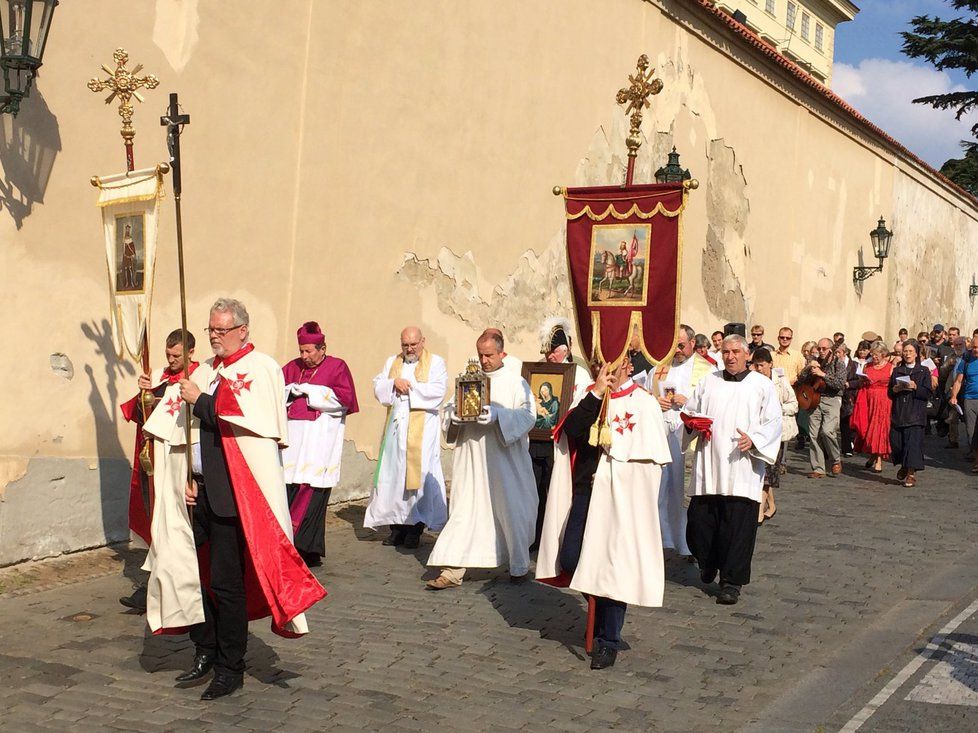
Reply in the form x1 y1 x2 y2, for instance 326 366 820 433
175 652 214 682
590 647 618 670
716 584 741 605
382 529 405 546
201 672 243 701
403 533 421 549
119 585 147 612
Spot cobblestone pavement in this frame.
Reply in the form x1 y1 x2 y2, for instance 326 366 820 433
3 437 978 732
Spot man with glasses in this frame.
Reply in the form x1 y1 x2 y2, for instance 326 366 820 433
176 298 325 700
797 338 847 478
771 327 805 386
749 325 773 356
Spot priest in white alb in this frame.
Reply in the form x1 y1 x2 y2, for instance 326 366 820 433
681 333 783 606
537 357 672 670
656 324 719 557
365 326 448 549
426 330 538 589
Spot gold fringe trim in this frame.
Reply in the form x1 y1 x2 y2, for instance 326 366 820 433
566 200 685 221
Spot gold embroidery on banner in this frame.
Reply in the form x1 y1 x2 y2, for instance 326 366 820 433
566 200 685 221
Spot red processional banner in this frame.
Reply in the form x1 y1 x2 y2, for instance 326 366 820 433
559 182 686 370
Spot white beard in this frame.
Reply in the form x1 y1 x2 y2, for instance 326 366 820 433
404 354 419 364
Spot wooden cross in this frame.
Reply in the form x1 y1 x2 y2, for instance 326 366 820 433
88 48 159 170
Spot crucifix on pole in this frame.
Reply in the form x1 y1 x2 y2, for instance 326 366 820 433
160 93 194 494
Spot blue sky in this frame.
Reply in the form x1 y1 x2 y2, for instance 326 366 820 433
832 0 976 167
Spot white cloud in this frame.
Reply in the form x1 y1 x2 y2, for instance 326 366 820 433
833 58 977 168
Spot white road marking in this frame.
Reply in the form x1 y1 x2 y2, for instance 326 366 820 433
839 597 978 732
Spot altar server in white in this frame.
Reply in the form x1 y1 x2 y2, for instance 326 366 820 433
365 326 448 549
682 334 783 606
657 336 720 557
121 329 202 626
537 357 672 669
426 330 538 589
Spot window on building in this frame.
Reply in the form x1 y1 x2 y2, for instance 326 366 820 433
765 0 776 15
786 1 797 30
801 12 810 40
815 22 824 51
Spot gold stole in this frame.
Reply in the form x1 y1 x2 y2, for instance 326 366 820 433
386 350 431 490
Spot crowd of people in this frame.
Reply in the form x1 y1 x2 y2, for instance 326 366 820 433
119 300 978 691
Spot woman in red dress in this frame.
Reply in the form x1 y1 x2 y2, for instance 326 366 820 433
850 341 893 472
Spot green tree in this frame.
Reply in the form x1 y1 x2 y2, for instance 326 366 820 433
902 0 978 194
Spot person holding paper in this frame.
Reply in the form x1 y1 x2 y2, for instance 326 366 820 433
888 339 933 488
681 334 783 605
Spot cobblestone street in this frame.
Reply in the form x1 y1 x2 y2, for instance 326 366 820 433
3 437 978 732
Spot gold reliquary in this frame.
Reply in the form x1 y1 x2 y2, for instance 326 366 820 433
455 359 490 422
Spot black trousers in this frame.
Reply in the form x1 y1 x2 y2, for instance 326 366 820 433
840 413 853 454
286 484 332 558
686 495 759 587
560 488 627 650
529 442 554 548
191 491 248 675
390 522 425 537
890 425 925 471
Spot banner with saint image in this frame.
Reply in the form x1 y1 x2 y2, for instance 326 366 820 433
93 166 165 361
558 182 686 368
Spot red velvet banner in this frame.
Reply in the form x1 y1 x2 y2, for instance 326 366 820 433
560 182 685 368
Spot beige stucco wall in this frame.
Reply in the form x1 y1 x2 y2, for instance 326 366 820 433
1 0 975 564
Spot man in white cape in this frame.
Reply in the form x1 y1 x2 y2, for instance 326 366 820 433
656 325 720 556
537 357 672 669
681 334 783 606
178 298 325 701
426 330 538 589
119 329 201 619
365 326 448 548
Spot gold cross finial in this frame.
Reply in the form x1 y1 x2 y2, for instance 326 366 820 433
88 48 160 146
616 55 663 159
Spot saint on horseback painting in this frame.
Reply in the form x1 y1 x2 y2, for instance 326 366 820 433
585 224 651 306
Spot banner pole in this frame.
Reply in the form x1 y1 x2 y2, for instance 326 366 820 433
161 93 194 509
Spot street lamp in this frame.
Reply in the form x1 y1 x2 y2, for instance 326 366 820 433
0 0 58 116
970 275 978 305
853 216 893 286
655 146 691 184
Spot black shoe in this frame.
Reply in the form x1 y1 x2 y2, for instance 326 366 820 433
175 652 214 682
200 672 243 701
300 551 322 567
716 584 741 605
403 533 421 549
590 646 618 670
382 528 406 546
119 586 147 612
700 567 718 585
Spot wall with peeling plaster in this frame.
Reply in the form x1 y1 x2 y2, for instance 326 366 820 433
1 0 976 564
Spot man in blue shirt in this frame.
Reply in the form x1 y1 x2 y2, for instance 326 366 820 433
949 337 978 471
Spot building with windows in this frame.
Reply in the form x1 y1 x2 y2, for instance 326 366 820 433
714 0 858 85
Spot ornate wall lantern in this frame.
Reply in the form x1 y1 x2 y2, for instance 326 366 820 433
654 146 691 184
970 275 978 305
0 0 58 116
853 216 893 286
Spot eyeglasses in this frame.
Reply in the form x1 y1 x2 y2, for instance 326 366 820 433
204 325 245 337
751 332 763 337
778 336 792 340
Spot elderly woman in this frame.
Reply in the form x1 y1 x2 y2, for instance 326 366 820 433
851 341 892 472
693 333 717 366
750 348 797 523
888 339 933 487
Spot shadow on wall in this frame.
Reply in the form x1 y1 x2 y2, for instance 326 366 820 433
0 85 61 229
81 318 137 555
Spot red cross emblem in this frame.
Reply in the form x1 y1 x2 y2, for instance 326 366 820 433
164 396 183 417
612 411 635 434
228 372 253 396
